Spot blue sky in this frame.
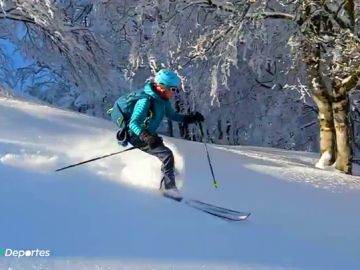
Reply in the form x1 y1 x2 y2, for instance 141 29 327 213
0 38 32 69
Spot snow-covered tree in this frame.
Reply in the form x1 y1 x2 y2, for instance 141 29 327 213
292 0 360 174
0 0 127 114
1 0 359 174
135 0 360 174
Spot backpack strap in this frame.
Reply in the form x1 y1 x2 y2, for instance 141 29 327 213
117 102 127 120
147 95 154 118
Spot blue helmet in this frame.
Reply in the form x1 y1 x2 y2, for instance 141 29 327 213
154 69 181 88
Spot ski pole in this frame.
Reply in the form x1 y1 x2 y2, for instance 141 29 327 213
55 146 136 172
198 122 219 188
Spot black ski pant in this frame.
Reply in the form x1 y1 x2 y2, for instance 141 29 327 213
128 135 176 189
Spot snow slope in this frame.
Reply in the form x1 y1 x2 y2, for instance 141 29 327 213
1 96 360 270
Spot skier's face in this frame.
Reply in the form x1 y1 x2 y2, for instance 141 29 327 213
155 84 177 100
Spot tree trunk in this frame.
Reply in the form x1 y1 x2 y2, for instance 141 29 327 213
332 82 352 174
327 0 356 174
303 38 336 167
308 73 336 167
314 99 336 161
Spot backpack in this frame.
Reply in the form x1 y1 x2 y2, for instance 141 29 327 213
107 89 153 145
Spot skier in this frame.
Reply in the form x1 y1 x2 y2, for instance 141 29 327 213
124 69 204 200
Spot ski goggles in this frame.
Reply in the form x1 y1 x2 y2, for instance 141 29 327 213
160 84 178 92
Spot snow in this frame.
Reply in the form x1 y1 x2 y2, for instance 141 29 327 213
1 96 360 269
315 151 332 169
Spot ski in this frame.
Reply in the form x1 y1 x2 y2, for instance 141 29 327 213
163 194 250 221
184 199 251 221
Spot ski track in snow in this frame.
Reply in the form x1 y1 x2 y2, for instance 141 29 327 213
215 145 360 192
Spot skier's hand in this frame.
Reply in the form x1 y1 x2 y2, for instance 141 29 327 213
140 131 163 148
183 111 204 124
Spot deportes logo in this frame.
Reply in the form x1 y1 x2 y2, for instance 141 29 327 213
0 248 51 258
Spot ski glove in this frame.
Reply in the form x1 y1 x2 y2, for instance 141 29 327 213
140 131 163 149
183 111 205 124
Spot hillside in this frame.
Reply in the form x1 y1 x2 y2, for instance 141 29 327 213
1 97 360 270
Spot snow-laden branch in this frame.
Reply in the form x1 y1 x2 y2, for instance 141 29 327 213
0 0 118 95
342 64 360 91
0 12 34 23
324 2 354 31
246 11 295 21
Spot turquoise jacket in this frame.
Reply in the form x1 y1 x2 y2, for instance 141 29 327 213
129 83 185 136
